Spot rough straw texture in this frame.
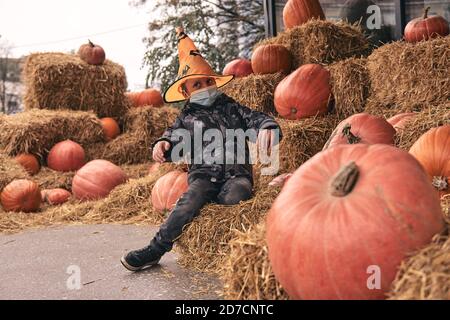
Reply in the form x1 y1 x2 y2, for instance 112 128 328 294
0 109 105 158
367 36 450 110
258 20 370 68
176 184 280 273
22 53 129 119
220 74 285 115
395 104 450 150
327 57 371 120
277 116 339 173
0 153 29 191
34 168 75 191
86 106 180 164
221 222 288 300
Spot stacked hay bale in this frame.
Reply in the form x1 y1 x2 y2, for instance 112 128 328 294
0 109 104 158
0 153 29 192
86 105 180 164
365 36 450 114
22 53 129 120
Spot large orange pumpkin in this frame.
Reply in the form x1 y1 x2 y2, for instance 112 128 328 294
136 89 164 108
47 140 86 172
324 113 396 149
387 112 416 132
409 125 450 197
274 64 331 120
72 160 128 201
404 7 449 43
14 153 40 175
267 144 444 300
223 59 253 78
100 117 120 141
41 188 71 205
151 171 188 212
1 179 41 213
251 44 292 75
283 0 325 30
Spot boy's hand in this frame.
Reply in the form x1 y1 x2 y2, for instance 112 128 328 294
152 141 171 163
257 129 276 154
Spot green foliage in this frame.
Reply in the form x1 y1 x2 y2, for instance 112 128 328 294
133 0 265 92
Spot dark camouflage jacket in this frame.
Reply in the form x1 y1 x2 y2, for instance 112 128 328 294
152 93 282 184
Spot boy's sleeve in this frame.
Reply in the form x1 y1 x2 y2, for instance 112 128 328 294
150 115 185 161
236 103 283 141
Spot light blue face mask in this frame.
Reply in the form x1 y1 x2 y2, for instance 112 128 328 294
189 85 220 107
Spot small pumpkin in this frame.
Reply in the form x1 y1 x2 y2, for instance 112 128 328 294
409 125 450 197
41 188 71 205
1 179 41 212
223 59 253 78
47 140 86 172
136 89 164 108
252 44 292 75
151 170 188 212
324 113 396 149
274 64 331 120
72 160 128 201
387 112 417 132
14 153 40 175
404 7 449 43
78 40 106 65
100 117 120 141
283 0 325 30
266 144 444 299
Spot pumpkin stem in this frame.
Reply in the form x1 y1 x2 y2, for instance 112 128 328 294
342 124 361 144
88 39 95 47
423 7 431 19
432 176 448 191
331 162 359 197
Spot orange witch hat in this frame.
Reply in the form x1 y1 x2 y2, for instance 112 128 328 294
163 27 234 103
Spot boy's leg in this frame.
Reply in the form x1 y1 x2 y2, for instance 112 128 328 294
121 178 220 271
216 176 253 205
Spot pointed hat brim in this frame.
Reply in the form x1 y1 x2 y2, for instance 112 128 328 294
163 74 234 103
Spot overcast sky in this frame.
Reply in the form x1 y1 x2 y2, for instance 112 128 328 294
0 0 155 90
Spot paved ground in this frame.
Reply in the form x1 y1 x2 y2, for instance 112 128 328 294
0 224 221 300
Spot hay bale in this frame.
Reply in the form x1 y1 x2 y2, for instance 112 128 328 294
220 73 285 115
327 57 370 120
176 184 280 273
221 222 289 300
0 153 29 191
258 20 369 68
277 116 339 173
388 232 450 300
34 167 75 190
0 109 105 158
367 36 450 110
395 104 450 150
86 106 180 164
22 52 129 119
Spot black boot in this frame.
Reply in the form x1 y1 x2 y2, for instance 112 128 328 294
120 244 164 271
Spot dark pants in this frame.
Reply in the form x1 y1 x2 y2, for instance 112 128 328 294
149 176 253 254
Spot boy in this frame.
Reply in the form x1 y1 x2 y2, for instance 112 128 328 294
121 27 282 271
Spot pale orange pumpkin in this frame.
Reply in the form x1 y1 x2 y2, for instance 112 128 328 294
14 153 40 175
151 171 188 212
252 44 292 75
387 112 417 132
41 188 71 205
283 0 325 30
1 179 41 213
404 7 449 43
409 125 450 197
324 113 396 149
47 140 86 172
100 117 120 141
267 144 444 299
223 59 253 78
136 89 164 108
72 160 128 201
274 64 331 120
